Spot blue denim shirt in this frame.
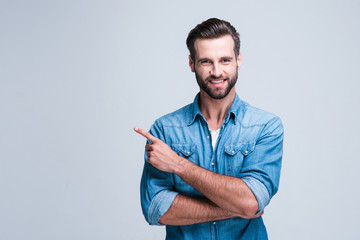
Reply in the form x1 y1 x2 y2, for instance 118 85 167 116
140 93 284 240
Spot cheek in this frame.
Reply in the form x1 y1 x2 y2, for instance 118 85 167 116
195 66 209 77
225 65 238 75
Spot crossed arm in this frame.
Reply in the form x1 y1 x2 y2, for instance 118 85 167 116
135 127 262 225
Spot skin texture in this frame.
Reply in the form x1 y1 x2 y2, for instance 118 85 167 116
135 34 262 225
155 195 237 225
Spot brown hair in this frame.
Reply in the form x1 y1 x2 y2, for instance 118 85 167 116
186 18 240 61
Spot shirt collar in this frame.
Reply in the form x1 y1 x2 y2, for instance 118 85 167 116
187 92 243 126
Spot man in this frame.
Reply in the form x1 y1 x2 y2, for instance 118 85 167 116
134 18 283 239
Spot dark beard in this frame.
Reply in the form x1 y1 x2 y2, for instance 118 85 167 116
195 71 237 100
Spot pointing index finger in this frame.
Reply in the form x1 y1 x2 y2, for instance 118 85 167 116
134 127 158 142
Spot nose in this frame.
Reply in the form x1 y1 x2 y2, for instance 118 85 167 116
210 62 222 77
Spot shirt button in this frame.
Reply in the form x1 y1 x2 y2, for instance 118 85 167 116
211 162 214 166
207 136 210 139
244 150 248 154
231 150 235 154
187 152 190 155
213 221 216 225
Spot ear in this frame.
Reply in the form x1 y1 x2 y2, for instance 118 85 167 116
189 55 195 72
236 52 242 70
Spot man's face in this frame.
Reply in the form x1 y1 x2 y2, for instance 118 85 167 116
189 35 241 100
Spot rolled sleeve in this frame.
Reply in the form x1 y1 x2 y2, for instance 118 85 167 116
141 161 177 225
147 189 179 225
140 122 178 225
239 116 284 207
242 176 270 214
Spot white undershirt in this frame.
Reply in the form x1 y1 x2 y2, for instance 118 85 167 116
209 128 220 150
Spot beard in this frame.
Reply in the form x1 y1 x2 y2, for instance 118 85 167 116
195 70 238 100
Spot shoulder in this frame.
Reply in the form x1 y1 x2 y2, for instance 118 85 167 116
239 100 283 130
149 103 193 141
154 103 193 128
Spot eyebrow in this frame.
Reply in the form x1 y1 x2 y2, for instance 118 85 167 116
220 56 234 59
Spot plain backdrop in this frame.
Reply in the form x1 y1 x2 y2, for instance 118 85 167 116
1 0 360 239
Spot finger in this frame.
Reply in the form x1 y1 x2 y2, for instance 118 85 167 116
145 144 153 151
254 211 264 218
134 127 158 142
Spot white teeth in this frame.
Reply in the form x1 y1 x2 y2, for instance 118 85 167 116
211 80 224 84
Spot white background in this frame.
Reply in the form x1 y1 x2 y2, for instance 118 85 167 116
1 0 360 239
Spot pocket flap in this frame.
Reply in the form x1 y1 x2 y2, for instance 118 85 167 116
171 143 197 157
225 143 255 156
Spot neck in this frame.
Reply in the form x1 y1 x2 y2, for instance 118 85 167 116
198 88 235 130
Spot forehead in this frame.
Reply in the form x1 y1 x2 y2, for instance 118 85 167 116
193 35 235 59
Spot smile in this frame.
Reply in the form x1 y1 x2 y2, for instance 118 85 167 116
209 79 225 84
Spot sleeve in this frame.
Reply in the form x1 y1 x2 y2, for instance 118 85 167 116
140 121 179 225
239 116 284 214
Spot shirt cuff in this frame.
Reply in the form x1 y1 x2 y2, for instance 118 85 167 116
242 176 270 214
148 189 179 225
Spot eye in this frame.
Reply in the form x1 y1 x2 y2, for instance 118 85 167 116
200 60 212 65
222 58 231 63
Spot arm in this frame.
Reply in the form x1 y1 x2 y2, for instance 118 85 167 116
136 115 283 224
173 160 259 218
159 194 263 225
158 194 236 225
135 127 261 219
238 116 284 212
140 142 256 226
139 125 241 226
170 116 284 218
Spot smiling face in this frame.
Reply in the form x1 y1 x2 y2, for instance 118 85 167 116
189 34 241 100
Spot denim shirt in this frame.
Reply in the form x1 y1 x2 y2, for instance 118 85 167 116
140 93 284 240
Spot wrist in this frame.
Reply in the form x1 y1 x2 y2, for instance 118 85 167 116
172 156 189 175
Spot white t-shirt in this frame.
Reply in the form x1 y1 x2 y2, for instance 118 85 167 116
209 128 220 150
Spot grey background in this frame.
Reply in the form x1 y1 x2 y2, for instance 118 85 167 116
1 0 360 239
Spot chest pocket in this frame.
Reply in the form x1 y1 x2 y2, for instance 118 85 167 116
170 143 201 196
224 142 255 176
171 143 197 160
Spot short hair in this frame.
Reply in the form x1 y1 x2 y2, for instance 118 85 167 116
186 18 240 61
